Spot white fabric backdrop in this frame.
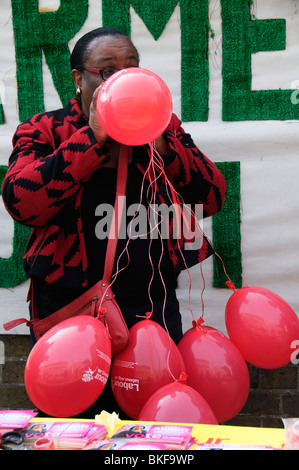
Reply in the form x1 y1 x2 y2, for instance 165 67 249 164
0 0 299 335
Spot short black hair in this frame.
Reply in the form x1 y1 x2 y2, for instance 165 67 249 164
70 27 139 70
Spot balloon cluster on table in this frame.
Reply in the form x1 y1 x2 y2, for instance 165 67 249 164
24 68 299 420
110 313 217 424
110 283 299 424
24 282 299 421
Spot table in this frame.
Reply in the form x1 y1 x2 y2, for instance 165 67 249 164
30 417 286 450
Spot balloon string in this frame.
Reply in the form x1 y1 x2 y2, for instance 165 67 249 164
149 144 241 318
135 311 152 319
127 143 177 382
148 143 180 382
147 144 169 334
106 143 171 329
153 143 240 294
100 147 154 303
150 144 198 324
200 262 205 318
214 251 237 292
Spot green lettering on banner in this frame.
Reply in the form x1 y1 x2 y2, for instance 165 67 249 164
0 166 31 287
0 104 3 125
11 0 89 122
221 0 299 121
102 0 209 121
212 162 242 289
180 0 209 121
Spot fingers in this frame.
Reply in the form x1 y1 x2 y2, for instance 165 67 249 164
89 85 109 145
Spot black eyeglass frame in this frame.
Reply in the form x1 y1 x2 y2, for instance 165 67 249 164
80 65 140 80
80 66 124 81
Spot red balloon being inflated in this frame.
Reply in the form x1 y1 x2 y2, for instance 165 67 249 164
96 67 173 146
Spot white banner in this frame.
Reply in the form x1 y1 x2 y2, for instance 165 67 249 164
0 0 298 335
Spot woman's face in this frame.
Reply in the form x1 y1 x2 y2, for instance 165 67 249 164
72 35 139 117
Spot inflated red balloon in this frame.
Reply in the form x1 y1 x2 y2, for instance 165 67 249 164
225 286 299 369
96 67 173 145
25 316 111 417
178 322 250 423
138 378 218 424
111 317 185 419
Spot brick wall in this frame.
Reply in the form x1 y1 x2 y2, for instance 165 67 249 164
227 363 299 428
0 334 298 427
0 335 33 410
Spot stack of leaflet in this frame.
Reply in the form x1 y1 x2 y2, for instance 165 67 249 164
20 421 108 450
0 410 37 434
44 422 108 449
83 439 169 450
90 423 196 450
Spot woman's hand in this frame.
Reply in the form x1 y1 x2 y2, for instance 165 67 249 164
89 86 109 146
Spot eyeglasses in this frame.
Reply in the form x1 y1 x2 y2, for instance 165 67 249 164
82 66 123 81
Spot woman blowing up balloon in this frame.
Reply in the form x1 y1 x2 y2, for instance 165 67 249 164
2 27 226 418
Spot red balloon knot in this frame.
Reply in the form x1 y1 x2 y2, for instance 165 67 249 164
178 372 188 383
98 306 106 316
226 280 236 292
192 317 205 328
145 311 153 319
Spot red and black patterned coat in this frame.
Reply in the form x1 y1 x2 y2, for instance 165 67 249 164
2 98 226 287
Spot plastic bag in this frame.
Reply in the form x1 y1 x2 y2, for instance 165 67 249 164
282 418 299 450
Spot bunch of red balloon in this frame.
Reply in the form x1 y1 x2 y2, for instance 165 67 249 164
111 317 248 424
111 314 218 424
111 284 299 424
23 285 299 421
176 285 299 423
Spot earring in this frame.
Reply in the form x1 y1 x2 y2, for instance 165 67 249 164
76 86 82 95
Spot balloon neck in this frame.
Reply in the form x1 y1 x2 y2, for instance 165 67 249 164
226 280 236 292
145 311 153 319
177 372 188 384
97 306 106 318
192 317 205 329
